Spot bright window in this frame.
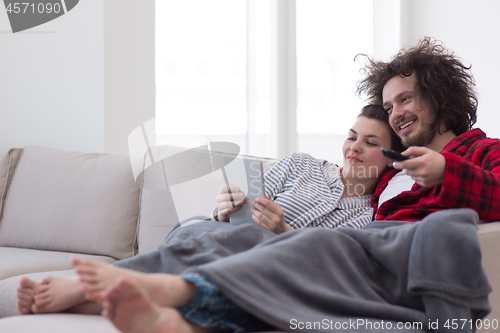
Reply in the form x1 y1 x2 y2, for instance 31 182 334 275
155 0 247 149
296 0 373 163
156 0 374 164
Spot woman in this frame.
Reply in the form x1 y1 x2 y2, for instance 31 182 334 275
215 103 404 234
17 105 404 323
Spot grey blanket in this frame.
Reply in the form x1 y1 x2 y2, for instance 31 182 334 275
116 209 491 332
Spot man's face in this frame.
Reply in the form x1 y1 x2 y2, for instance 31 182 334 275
382 74 439 147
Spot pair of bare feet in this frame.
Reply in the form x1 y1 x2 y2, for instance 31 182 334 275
16 257 212 333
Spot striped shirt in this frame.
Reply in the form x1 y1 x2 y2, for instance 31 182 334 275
264 153 373 229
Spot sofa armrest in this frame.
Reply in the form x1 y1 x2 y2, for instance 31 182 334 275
477 222 500 330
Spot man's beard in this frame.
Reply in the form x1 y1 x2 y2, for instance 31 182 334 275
401 116 439 147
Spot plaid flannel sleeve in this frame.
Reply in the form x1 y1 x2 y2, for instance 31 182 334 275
437 143 500 221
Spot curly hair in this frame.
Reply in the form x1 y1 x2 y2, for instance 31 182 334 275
356 37 477 135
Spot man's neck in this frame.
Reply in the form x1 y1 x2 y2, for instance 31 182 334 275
427 129 457 152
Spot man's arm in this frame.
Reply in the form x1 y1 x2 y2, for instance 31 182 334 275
436 146 500 221
392 141 500 221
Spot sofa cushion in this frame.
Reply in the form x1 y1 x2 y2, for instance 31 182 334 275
0 247 116 281
0 146 140 259
137 187 179 254
477 221 500 326
0 314 120 332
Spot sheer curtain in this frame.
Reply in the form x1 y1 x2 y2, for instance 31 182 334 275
155 0 375 163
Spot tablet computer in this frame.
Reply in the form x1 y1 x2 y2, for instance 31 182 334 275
221 155 265 225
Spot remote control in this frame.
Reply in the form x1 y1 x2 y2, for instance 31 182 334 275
381 148 410 161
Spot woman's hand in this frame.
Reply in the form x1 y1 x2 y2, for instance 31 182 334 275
392 146 446 188
215 185 246 222
250 196 293 234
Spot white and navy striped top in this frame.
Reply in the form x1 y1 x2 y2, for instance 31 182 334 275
263 152 373 229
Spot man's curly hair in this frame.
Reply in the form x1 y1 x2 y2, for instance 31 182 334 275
356 37 477 135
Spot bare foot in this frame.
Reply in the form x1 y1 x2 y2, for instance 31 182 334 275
72 257 145 302
32 276 87 313
102 278 210 333
17 277 38 314
72 257 196 307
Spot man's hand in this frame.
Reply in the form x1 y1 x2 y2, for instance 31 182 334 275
250 196 293 234
215 185 246 222
392 146 446 188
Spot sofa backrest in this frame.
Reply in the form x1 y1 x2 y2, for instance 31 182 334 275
0 145 278 257
0 149 22 222
136 144 278 253
0 146 140 260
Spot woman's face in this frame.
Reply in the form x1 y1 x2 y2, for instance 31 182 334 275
342 116 393 182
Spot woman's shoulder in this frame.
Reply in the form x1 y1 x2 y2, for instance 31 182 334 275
282 152 329 165
275 153 339 178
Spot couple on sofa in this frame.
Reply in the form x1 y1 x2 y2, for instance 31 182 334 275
17 37 500 333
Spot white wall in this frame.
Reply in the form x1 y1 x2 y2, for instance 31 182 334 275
0 1 104 153
104 0 155 156
0 0 498 156
0 1 155 155
402 0 500 138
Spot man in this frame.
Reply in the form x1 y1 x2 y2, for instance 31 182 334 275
357 37 500 222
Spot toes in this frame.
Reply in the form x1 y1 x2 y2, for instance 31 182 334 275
72 257 101 269
36 284 50 294
17 277 38 315
34 293 50 304
17 305 30 315
17 293 33 303
40 276 53 285
75 266 101 282
31 303 42 314
71 256 84 266
19 277 37 290
16 297 30 315
33 296 51 314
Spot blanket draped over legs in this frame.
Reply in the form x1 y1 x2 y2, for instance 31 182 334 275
115 209 491 333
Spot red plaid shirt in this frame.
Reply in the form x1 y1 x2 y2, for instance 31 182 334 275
372 128 500 221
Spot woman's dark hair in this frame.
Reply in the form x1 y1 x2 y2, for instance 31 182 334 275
358 104 405 152
356 37 477 135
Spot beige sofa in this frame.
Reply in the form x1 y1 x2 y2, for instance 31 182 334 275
0 145 499 332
